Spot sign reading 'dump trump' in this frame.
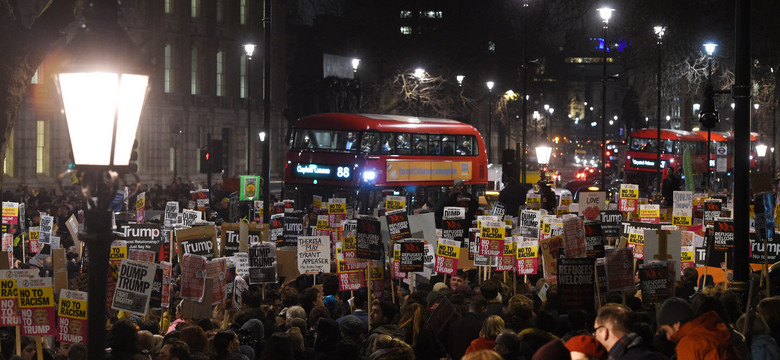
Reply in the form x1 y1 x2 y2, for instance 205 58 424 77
112 259 156 316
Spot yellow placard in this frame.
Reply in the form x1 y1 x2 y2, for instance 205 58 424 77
136 197 145 211
385 196 406 212
328 202 346 215
639 207 660 219
109 245 127 261
672 216 692 226
619 185 639 200
628 233 644 245
480 223 505 241
516 245 538 259
58 297 87 320
436 242 460 259
503 241 516 256
681 249 693 262
369 265 384 280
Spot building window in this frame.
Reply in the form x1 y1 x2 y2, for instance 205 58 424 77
216 50 225 96
191 47 199 95
216 0 224 22
164 44 173 93
36 121 48 175
400 26 412 35
240 54 247 98
420 11 442 18
3 129 13 178
165 0 173 14
240 0 247 25
31 67 40 84
488 41 495 53
191 0 199 18
400 10 412 18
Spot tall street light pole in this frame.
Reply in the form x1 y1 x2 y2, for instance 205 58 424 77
487 81 495 163
598 7 613 189
244 44 255 175
654 26 665 198
521 0 530 185
262 0 272 224
704 42 717 192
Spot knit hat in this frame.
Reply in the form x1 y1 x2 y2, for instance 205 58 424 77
339 315 366 337
454 284 473 298
433 282 449 292
565 335 608 360
239 318 265 340
531 339 570 360
427 290 445 307
657 297 696 326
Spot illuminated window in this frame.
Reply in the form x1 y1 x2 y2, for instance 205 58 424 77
240 54 247 98
400 10 412 18
164 44 173 93
165 0 173 14
400 26 412 35
36 121 48 175
217 0 224 22
191 47 199 94
170 148 175 172
216 50 225 96
420 11 442 18
3 129 13 177
240 0 247 25
30 67 40 84
488 41 495 52
191 0 199 18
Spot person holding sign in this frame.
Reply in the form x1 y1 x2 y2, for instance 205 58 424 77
435 179 479 227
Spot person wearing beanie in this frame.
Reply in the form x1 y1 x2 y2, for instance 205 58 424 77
427 290 445 310
531 339 570 360
433 282 449 292
593 304 665 359
454 283 473 298
565 335 607 360
657 297 741 359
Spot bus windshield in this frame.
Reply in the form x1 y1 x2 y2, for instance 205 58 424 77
629 138 676 154
292 129 360 151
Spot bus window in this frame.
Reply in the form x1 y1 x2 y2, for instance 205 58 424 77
380 133 395 154
457 135 474 155
361 132 379 154
413 134 428 155
441 135 455 155
293 129 316 149
396 133 411 154
429 135 441 155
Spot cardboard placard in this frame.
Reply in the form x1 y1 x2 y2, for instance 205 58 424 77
19 278 56 336
176 226 218 262
112 259 156 316
557 258 596 312
57 289 87 344
297 236 330 274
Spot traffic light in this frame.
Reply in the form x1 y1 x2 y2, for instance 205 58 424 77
127 139 139 173
200 144 211 173
200 139 224 173
699 83 719 129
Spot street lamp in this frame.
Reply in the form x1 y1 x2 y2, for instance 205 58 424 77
487 81 495 163
757 143 768 171
654 25 665 198
244 43 255 174
55 1 150 359
597 6 613 189
701 42 719 191
413 68 426 116
456 75 465 87
535 141 553 180
352 58 361 73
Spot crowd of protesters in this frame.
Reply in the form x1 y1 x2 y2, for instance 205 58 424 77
2 178 780 360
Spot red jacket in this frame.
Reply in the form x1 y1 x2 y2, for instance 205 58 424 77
672 311 741 360
464 337 496 355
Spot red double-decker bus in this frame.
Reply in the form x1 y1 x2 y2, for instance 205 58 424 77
283 113 488 213
624 129 708 193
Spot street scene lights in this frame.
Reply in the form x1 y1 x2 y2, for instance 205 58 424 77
456 74 465 87
244 43 255 174
487 81 495 163
55 2 150 359
413 68 426 116
757 143 768 171
700 42 719 191
352 58 360 73
535 141 552 179
597 6 613 189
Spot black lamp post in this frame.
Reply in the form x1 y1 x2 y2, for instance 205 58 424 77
703 42 718 192
654 25 665 197
55 2 150 359
487 81 495 163
521 0 530 185
244 44 255 174
262 0 272 225
597 7 613 189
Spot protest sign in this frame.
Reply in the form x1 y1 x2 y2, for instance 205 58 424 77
0 276 20 326
220 223 242 257
526 193 541 209
557 258 596 312
248 243 277 284
386 212 412 241
672 191 693 226
328 198 347 228
703 200 722 226
712 218 734 255
563 217 586 258
638 204 660 224
136 192 146 222
18 278 56 336
643 230 682 281
337 268 364 292
479 220 504 256
239 176 261 201
128 249 156 263
180 253 207 302
519 210 541 239
604 248 634 292
297 236 330 274
496 238 516 272
392 243 408 279
190 189 209 212
39 215 54 244
1 202 18 227
583 222 605 258
516 238 539 275
400 240 425 273
281 213 304 247
269 213 284 244
434 238 460 275
491 201 507 220
750 232 780 264
176 226 217 261
356 218 382 260
423 243 436 277
540 235 564 282
233 253 249 278
600 211 623 239
618 184 639 213
443 207 466 220
182 209 201 227
160 261 172 308
206 259 226 305
442 218 468 243
119 224 163 256
681 246 694 272
112 259 156 316
164 201 179 229
385 196 406 213
579 192 606 221
639 261 675 305
57 289 87 344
